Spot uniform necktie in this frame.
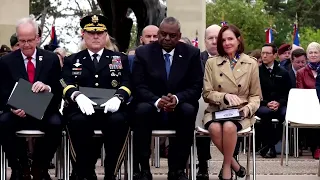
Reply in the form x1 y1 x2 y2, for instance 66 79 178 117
92 54 99 69
268 68 272 73
27 56 35 83
164 53 171 79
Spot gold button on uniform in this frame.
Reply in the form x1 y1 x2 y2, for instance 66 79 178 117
95 83 99 86
95 75 98 78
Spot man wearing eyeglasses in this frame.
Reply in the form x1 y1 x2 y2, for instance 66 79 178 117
255 43 291 159
0 17 63 180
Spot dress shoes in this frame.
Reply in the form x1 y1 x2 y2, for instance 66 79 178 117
262 146 277 158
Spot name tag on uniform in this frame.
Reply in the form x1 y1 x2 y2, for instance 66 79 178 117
275 75 282 78
72 71 82 75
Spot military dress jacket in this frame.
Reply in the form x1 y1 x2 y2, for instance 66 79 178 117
61 48 132 111
202 53 262 129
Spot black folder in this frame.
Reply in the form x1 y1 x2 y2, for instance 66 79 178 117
7 78 53 120
79 86 116 109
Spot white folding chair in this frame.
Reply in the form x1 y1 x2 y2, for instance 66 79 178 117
280 89 320 176
194 124 257 180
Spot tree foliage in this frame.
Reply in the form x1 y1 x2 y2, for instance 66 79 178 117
299 27 320 50
206 0 270 51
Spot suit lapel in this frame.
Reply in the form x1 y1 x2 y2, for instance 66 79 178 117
81 50 95 73
34 48 43 81
216 57 237 86
15 50 29 80
96 49 110 73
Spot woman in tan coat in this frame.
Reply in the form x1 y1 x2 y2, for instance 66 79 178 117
202 24 261 180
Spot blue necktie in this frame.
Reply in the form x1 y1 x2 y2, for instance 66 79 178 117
164 53 171 79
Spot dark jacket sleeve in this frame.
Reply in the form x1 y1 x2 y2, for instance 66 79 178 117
278 70 291 107
61 54 78 102
114 54 132 103
47 53 63 110
132 48 160 105
0 58 13 112
176 49 203 103
316 74 320 101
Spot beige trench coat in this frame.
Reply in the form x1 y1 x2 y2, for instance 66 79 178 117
202 53 262 130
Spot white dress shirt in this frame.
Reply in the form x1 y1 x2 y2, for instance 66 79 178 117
88 49 104 62
154 49 179 111
21 50 37 69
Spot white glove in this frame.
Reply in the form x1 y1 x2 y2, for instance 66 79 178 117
75 94 97 115
100 97 122 113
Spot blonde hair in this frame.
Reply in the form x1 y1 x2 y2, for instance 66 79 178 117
307 42 320 54
79 35 119 52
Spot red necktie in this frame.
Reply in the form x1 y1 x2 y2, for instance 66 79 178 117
27 57 35 83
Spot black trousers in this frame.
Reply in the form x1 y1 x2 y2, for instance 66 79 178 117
255 106 286 147
196 137 211 163
133 102 198 172
0 112 63 169
65 108 129 178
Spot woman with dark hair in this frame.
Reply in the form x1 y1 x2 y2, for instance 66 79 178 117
202 24 261 180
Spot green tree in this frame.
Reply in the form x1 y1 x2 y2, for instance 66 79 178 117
206 0 271 51
299 27 320 49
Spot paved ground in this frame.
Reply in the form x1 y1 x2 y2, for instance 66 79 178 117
5 146 320 179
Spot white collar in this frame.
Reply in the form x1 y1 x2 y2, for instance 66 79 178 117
162 49 175 57
88 48 104 57
21 49 37 60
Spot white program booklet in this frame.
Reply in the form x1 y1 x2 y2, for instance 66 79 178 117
214 109 243 121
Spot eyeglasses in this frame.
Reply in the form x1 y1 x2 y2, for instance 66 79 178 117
18 37 37 45
261 52 274 55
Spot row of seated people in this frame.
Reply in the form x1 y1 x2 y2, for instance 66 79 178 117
1 15 320 180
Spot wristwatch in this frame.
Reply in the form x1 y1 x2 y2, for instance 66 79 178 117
114 94 124 103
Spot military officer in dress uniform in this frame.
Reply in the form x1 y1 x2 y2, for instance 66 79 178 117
61 14 132 180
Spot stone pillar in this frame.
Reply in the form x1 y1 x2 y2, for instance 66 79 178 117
167 0 206 51
0 0 29 46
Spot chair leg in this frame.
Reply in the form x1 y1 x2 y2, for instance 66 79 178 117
1 145 6 180
280 124 285 166
101 143 105 167
193 134 197 180
154 137 160 168
246 134 251 180
252 126 256 180
296 128 299 158
63 132 70 180
130 131 133 180
118 167 122 180
243 137 247 155
151 137 155 166
285 123 289 166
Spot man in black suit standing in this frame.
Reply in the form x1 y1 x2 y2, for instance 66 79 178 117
0 17 63 180
132 17 203 180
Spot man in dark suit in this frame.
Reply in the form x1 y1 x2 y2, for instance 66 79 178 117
288 49 307 88
0 17 63 180
61 14 132 180
256 43 291 158
196 24 221 180
132 17 203 180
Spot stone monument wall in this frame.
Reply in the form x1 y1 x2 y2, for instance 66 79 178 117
0 0 29 46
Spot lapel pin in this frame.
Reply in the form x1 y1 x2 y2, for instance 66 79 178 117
179 55 182 58
39 56 43 61
106 56 109 58
83 57 86 59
